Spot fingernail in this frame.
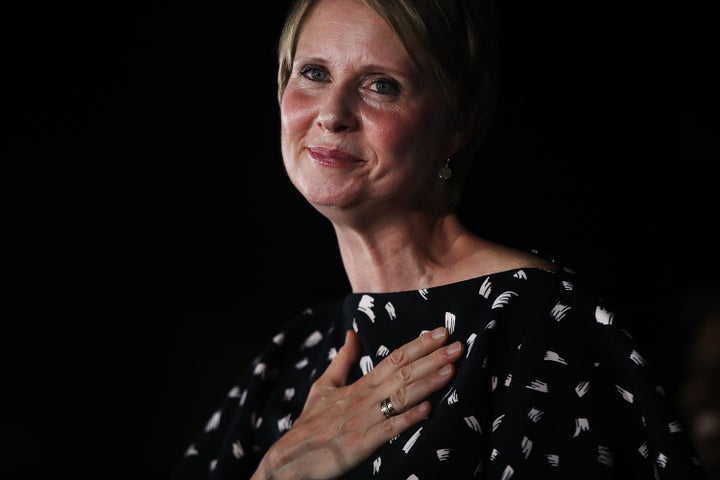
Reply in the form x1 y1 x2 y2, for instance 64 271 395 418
446 341 461 355
431 327 446 339
439 364 453 376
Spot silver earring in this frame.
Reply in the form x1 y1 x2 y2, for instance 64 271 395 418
438 158 452 180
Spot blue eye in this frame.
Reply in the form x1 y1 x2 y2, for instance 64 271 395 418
299 64 327 82
371 78 400 95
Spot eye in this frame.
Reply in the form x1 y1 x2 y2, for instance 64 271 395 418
370 77 400 96
299 64 327 82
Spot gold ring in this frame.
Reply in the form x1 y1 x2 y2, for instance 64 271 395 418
380 396 398 418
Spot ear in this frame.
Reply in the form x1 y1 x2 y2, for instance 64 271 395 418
442 127 474 158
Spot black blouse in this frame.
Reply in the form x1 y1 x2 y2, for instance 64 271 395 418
172 266 709 479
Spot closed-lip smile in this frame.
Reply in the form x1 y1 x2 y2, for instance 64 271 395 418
307 147 363 168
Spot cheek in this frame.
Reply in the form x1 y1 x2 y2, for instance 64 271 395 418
372 111 443 163
280 90 313 142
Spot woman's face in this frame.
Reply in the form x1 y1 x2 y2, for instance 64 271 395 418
280 0 453 223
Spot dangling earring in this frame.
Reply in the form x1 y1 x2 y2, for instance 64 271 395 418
438 158 452 180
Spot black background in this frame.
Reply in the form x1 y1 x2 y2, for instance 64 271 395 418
2 0 718 478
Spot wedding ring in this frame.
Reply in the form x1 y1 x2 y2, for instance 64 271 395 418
380 396 398 418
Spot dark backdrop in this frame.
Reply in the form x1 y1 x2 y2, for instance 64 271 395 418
2 1 717 478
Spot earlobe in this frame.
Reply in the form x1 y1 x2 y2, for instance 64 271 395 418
443 128 473 159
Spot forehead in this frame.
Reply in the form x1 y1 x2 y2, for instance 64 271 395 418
296 0 416 71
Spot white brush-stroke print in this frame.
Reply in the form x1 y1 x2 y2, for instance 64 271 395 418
278 413 293 432
544 350 567 364
402 428 422 453
669 421 684 433
437 448 452 461
528 407 544 423
513 269 528 280
419 289 429 300
562 280 574 291
464 415 482 432
210 459 218 471
546 454 559 466
474 459 485 476
441 387 455 404
573 418 590 437
358 295 376 322
490 449 499 461
272 332 285 345
301 331 322 349
479 277 492 298
184 444 198 457
328 347 338 361
597 446 615 467
228 386 240 398
492 414 505 432
630 350 647 366
551 302 571 321
360 355 374 375
372 457 382 474
466 332 477 358
492 291 518 309
492 376 498 391
283 388 295 401
376 345 390 357
504 374 513 387
575 381 590 398
657 452 668 468
521 436 533 459
484 319 496 331
638 442 649 458
616 385 634 403
253 363 267 378
444 311 456 334
384 301 396 320
205 410 221 432
595 305 615 325
447 389 459 405
294 357 309 370
526 380 548 393
501 465 514 480
232 440 244 459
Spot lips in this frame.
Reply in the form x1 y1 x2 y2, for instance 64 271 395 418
307 146 363 168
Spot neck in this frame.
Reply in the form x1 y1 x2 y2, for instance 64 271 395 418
332 212 492 293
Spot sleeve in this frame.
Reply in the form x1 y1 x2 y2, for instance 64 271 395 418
485 278 709 479
170 311 310 480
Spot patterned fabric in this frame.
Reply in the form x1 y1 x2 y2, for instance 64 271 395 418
172 265 709 479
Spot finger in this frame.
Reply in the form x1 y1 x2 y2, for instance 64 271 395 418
371 399 433 442
370 326 454 384
314 329 360 388
381 348 460 418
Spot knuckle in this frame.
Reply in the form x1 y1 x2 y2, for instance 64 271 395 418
432 347 448 363
394 387 407 409
380 416 397 434
388 348 406 366
396 364 413 382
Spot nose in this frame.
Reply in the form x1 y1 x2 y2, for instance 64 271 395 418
316 85 358 133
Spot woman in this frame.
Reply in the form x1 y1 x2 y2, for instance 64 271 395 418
172 0 708 478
